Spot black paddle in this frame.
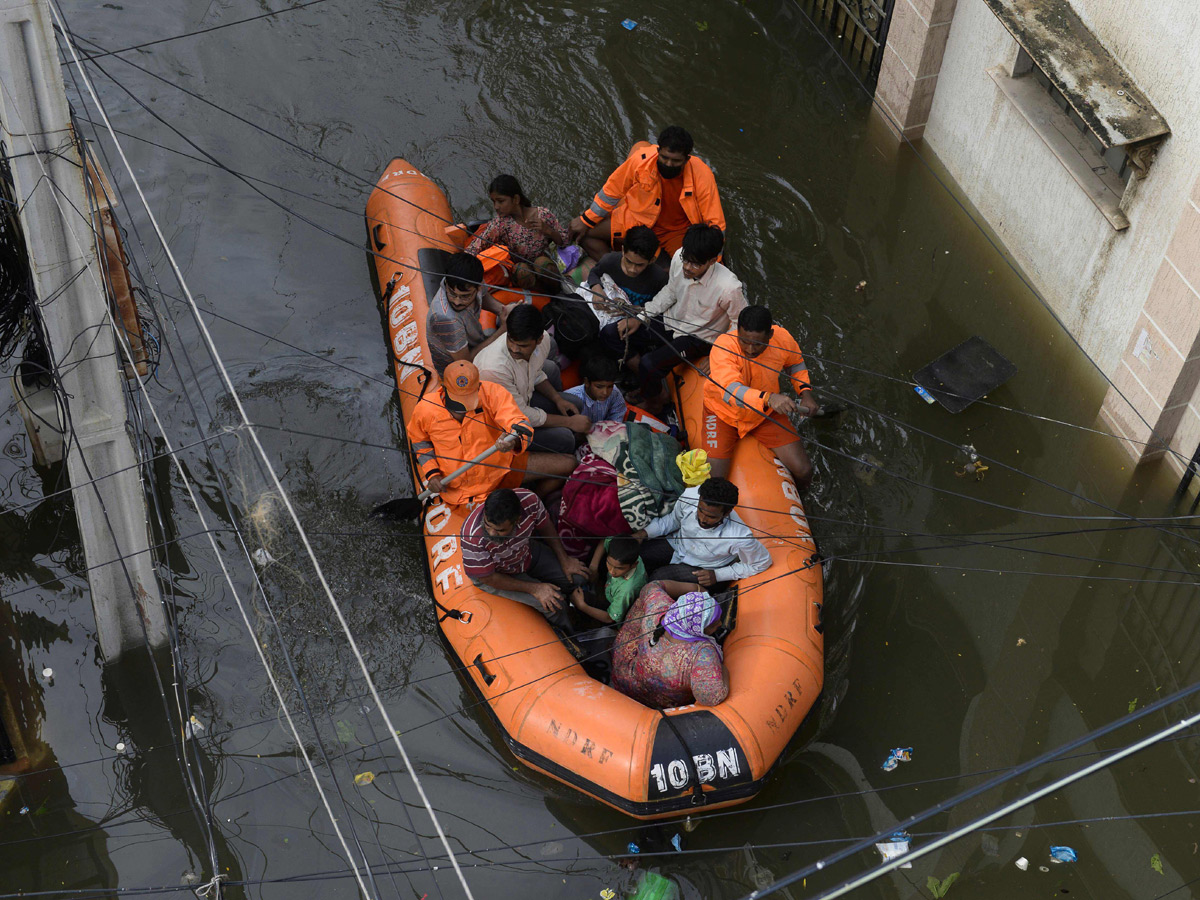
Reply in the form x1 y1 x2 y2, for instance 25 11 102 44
369 442 507 521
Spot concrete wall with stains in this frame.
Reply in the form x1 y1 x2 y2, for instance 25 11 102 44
918 0 1200 375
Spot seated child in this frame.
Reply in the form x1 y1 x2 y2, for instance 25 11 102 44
573 536 646 624
580 226 669 362
563 355 627 424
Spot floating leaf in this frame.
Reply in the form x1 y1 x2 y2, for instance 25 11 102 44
1151 853 1163 875
695 20 709 31
927 873 959 898
1128 698 1138 713
353 771 375 786
336 720 357 745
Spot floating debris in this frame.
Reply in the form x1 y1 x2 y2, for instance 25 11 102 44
875 831 913 868
853 453 883 485
1015 856 1029 871
914 385 936 404
855 280 868 292
882 747 913 772
353 771 375 786
621 18 637 30
955 444 989 481
980 833 1000 857
1050 846 1077 864
183 715 205 739
927 873 959 898
252 548 275 567
115 742 126 753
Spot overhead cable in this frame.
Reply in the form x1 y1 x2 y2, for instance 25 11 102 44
52 7 474 897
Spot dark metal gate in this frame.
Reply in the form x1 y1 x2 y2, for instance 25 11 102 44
795 0 897 83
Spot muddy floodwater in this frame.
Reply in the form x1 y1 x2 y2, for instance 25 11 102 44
2 2 1199 898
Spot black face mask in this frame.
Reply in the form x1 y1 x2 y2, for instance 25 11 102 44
657 159 685 179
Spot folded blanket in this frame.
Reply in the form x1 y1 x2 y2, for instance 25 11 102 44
616 423 685 529
587 420 626 465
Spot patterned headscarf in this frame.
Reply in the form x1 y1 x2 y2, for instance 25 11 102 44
661 591 721 654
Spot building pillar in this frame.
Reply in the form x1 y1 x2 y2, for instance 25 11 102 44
873 0 957 141
1099 175 1200 467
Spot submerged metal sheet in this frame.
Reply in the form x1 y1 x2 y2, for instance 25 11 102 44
984 0 1168 147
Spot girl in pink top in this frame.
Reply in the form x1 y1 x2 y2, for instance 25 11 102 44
467 175 570 292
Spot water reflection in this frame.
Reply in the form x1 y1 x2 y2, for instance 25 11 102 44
0 595 116 894
102 650 247 897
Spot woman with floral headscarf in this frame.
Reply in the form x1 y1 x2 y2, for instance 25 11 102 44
611 582 729 708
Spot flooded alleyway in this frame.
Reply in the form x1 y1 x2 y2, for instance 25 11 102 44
1 2 1198 898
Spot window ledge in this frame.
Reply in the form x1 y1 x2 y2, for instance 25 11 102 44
983 0 1168 149
988 65 1129 231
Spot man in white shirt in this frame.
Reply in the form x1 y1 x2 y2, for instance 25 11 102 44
631 477 771 589
619 224 746 402
475 303 591 454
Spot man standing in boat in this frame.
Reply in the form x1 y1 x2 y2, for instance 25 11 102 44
704 305 819 490
567 126 725 263
409 360 574 503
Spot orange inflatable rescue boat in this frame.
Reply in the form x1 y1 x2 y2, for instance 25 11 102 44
365 159 824 819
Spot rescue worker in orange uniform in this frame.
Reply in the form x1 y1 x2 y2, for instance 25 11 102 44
568 126 725 263
409 360 574 504
702 306 820 490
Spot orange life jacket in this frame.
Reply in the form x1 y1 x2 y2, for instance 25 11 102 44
625 403 672 433
579 144 726 244
703 326 811 437
408 382 533 505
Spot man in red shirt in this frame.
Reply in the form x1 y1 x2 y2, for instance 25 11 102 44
461 488 590 628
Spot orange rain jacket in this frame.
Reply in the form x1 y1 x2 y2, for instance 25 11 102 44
578 144 726 243
408 382 533 506
703 325 812 437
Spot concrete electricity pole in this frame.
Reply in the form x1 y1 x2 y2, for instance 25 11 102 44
0 0 167 658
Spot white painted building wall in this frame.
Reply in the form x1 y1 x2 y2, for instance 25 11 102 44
921 0 1200 375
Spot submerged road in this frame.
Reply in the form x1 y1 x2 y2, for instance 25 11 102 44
0 1 1197 898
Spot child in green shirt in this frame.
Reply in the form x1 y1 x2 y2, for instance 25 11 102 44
574 536 647 624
